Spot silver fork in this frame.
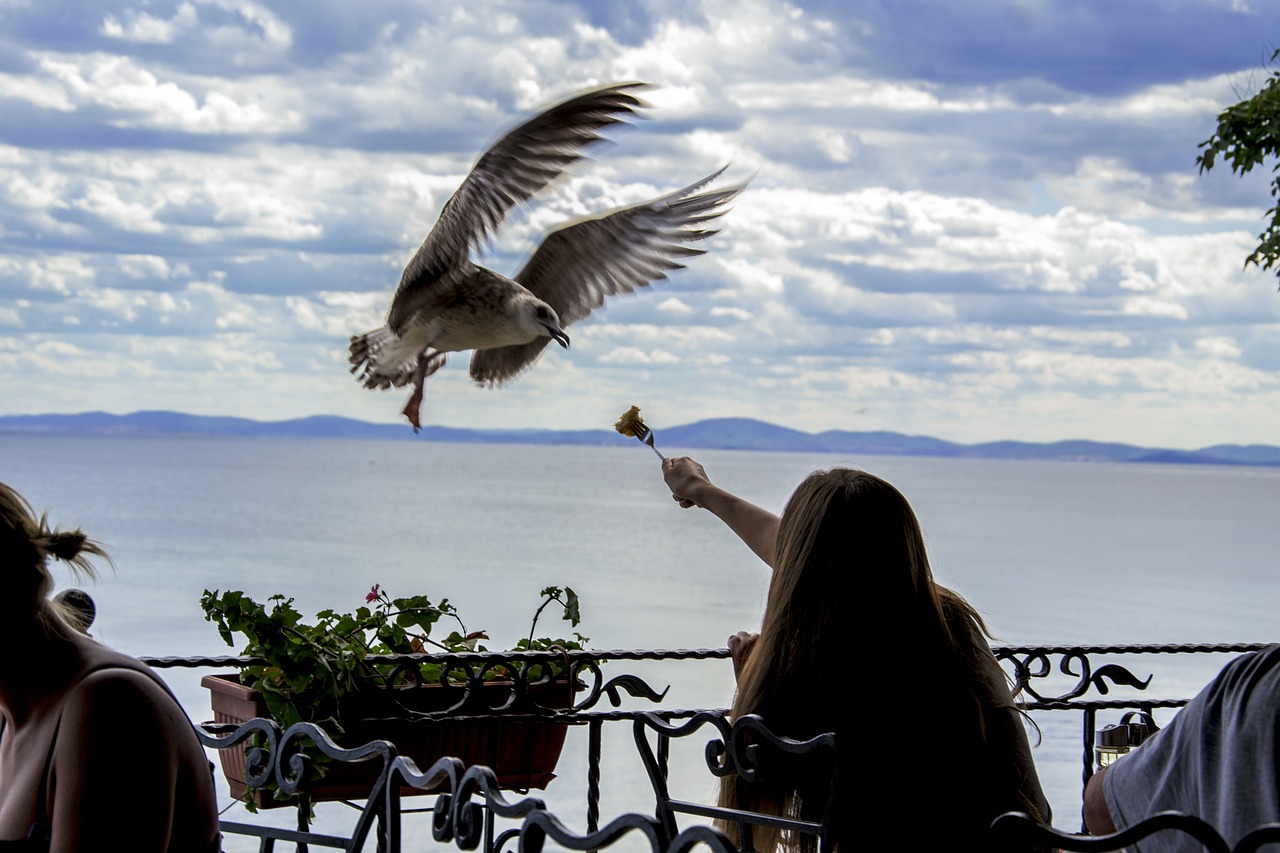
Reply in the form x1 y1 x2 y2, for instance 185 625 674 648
630 423 665 460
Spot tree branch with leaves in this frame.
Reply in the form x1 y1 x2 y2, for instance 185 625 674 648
1197 47 1280 287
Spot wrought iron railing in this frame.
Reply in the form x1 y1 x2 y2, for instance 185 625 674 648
141 641 1274 851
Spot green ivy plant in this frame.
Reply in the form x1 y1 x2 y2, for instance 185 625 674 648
199 583 589 808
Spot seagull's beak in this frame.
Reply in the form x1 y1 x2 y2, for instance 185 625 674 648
546 325 570 348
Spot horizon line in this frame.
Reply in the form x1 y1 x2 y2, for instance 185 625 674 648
0 409 1277 460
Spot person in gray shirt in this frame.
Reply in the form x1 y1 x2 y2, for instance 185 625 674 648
1084 644 1280 851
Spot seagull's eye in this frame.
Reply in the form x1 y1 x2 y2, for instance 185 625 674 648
536 306 549 319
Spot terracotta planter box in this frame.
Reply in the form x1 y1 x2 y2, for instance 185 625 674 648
202 673 574 807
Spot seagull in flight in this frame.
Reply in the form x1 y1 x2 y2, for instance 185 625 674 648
348 81 747 431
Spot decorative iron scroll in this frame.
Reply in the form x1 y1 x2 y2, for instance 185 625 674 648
196 717 397 797
363 665 669 718
195 717 391 848
631 711 837 853
274 721 396 798
194 715 280 791
990 809 1280 853
188 652 672 720
515 808 738 853
986 643 1270 708
995 649 1153 704
632 710 837 783
728 714 838 784
388 757 739 853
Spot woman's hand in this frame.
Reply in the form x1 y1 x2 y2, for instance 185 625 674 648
728 630 760 679
662 456 713 508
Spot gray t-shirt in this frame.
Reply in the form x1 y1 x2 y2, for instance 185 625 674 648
1103 644 1280 852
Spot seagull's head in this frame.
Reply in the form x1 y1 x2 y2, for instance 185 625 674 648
525 299 570 349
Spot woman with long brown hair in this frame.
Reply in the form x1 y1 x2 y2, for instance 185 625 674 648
0 482 220 852
662 458 1050 852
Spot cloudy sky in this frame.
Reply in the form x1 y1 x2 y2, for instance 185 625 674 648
2 0 1279 448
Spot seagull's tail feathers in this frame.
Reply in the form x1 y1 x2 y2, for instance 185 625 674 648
349 327 446 390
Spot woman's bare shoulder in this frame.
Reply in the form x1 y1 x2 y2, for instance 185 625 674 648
62 645 179 724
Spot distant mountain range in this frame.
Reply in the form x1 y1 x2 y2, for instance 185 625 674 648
2 410 1279 467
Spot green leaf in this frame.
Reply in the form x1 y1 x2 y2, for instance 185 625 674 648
562 587 581 627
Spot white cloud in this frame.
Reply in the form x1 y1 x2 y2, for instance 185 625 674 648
1194 335 1242 358
1 0 1279 447
26 52 304 134
709 305 751 320
1122 296 1189 320
597 345 678 365
1062 72 1248 122
0 73 75 111
73 179 165 233
199 0 293 49
3 256 96 294
101 3 200 44
117 255 172 279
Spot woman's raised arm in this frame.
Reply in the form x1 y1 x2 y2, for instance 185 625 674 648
661 456 780 569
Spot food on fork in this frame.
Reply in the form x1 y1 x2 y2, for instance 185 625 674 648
614 405 647 438
614 405 664 459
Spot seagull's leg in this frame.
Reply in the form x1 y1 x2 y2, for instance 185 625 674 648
401 386 425 433
401 352 432 433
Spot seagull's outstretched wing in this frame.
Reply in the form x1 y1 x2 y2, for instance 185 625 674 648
468 165 748 386
387 82 649 333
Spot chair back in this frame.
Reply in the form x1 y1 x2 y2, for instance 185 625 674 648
633 711 838 853
991 810 1280 853
196 718 392 851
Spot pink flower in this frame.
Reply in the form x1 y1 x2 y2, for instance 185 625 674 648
365 583 380 604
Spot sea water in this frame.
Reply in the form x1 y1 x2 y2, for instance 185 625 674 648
2 433 1278 846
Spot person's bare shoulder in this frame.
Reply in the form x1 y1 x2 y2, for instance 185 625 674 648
60 650 185 737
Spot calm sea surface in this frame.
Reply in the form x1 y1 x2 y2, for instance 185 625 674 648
3 434 1278 846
